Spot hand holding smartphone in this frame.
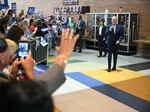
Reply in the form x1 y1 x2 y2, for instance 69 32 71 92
18 41 29 59
17 41 30 80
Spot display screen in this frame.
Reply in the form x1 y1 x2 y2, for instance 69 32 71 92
18 42 29 58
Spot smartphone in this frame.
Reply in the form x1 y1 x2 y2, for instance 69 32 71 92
41 27 49 32
18 41 29 58
17 41 29 80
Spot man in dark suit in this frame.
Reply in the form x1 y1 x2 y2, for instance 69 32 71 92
96 19 107 57
106 16 124 72
75 15 86 53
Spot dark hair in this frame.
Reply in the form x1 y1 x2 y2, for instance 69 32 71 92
2 12 5 16
0 15 10 34
99 18 105 23
36 19 42 27
7 9 13 16
0 15 11 24
0 38 8 53
0 80 54 112
79 15 82 20
29 19 34 26
6 25 24 44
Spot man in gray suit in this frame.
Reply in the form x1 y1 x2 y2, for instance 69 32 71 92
0 29 79 94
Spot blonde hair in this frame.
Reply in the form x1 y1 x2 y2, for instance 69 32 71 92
0 39 18 70
5 39 18 56
0 33 5 39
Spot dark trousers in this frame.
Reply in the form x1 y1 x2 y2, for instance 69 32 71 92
75 35 83 52
108 44 118 69
97 36 107 56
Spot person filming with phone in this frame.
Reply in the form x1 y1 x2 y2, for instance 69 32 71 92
0 29 79 94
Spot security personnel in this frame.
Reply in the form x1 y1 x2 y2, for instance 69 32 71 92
96 18 107 57
75 15 86 53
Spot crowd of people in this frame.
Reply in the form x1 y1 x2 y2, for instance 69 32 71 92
0 9 86 51
0 9 79 112
0 8 124 111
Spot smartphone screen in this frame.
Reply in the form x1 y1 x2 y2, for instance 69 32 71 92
18 41 29 58
41 28 49 32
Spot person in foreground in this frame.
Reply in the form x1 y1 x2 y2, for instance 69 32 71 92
105 16 124 72
0 80 54 112
0 28 79 93
0 29 79 112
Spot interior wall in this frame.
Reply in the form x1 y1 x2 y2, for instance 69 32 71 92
8 0 150 55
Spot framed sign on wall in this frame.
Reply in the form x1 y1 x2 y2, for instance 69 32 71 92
63 0 78 5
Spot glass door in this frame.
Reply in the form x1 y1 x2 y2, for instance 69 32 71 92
118 13 129 45
86 13 95 39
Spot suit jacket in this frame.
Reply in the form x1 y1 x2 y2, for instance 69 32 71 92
105 24 124 47
35 64 66 94
96 26 106 40
0 71 10 81
0 63 66 94
76 20 86 36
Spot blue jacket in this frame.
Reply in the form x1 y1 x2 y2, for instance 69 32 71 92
105 24 124 47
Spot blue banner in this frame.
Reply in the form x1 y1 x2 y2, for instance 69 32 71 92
11 2 16 11
27 7 35 14
0 0 9 9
